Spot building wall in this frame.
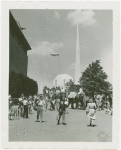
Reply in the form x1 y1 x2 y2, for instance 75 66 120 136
9 28 28 76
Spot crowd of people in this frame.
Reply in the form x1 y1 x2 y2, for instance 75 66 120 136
9 94 33 120
9 90 113 127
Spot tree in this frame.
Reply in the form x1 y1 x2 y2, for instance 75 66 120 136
9 71 38 97
65 79 80 92
43 86 48 95
65 79 74 86
79 60 112 98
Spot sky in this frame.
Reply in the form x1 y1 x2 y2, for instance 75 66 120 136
10 10 113 93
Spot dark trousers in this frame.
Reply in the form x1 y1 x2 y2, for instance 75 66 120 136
58 111 65 123
68 98 74 109
76 99 80 108
76 100 78 108
23 105 28 118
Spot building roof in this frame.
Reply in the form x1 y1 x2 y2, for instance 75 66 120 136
10 12 31 51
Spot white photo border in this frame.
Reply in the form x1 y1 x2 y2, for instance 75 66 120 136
1 1 120 149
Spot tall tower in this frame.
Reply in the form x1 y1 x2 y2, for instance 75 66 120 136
75 23 81 84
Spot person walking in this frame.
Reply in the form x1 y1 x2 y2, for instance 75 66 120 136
36 94 46 123
23 97 29 118
86 97 97 127
57 100 66 125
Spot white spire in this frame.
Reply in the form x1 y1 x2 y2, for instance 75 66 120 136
75 23 81 84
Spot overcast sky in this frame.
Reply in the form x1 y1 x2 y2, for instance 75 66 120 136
11 10 113 93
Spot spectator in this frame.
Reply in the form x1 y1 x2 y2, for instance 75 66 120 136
36 94 46 122
57 100 66 125
23 97 29 118
86 97 97 127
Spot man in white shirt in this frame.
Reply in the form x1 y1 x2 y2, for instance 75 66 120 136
23 97 28 118
36 94 46 122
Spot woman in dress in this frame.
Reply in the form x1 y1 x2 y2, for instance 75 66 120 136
86 97 97 127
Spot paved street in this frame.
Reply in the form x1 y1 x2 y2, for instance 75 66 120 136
9 108 112 142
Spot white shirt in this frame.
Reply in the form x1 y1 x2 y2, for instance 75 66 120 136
23 100 28 105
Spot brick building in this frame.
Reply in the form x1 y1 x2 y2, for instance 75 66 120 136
9 12 31 76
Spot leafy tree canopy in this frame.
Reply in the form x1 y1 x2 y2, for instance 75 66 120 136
9 71 38 97
65 79 80 92
79 60 112 97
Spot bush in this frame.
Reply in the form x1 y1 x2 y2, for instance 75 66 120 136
9 71 38 97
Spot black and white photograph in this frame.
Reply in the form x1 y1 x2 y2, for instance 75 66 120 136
1 1 120 149
9 9 113 142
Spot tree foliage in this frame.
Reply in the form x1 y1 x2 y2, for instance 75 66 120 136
79 60 112 97
9 71 38 97
43 86 61 96
65 79 80 92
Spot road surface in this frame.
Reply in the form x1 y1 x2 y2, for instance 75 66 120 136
9 107 112 142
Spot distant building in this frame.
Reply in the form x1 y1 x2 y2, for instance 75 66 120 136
53 74 73 89
9 12 31 76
